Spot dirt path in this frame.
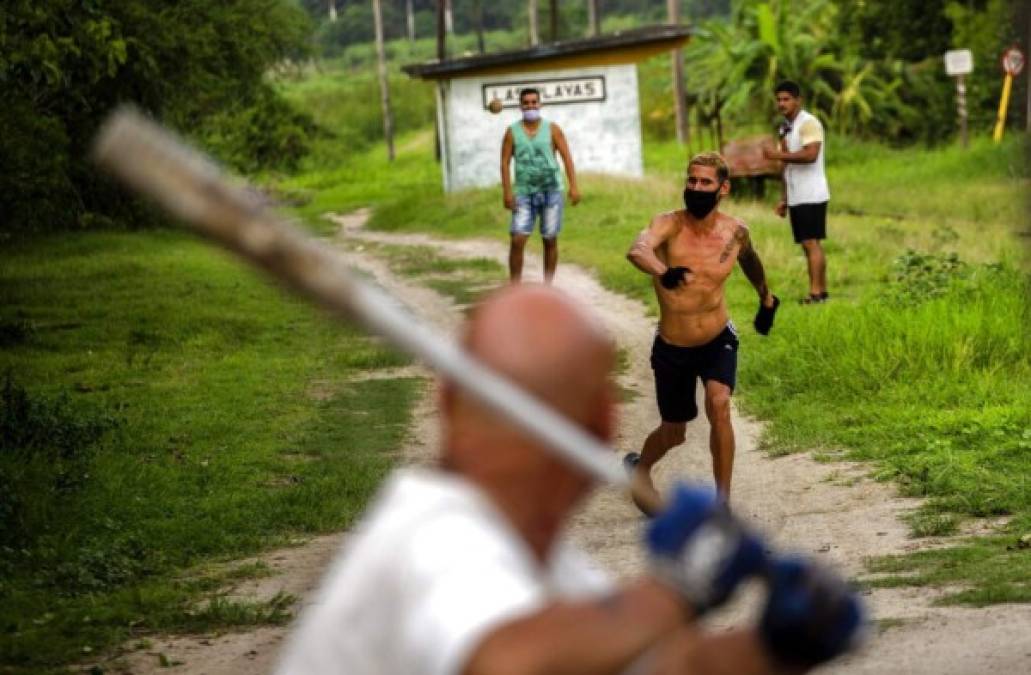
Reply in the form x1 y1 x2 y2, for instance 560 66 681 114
113 210 1031 673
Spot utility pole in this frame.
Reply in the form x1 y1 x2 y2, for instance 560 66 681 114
437 0 447 60
667 0 689 146
550 0 559 42
587 0 600 36
328 0 337 22
406 0 415 41
373 0 395 161
473 0 486 53
529 0 539 46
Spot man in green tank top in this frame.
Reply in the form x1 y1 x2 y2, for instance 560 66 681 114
500 88 581 284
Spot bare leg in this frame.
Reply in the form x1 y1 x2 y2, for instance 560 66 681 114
703 380 734 501
801 239 827 296
542 237 559 284
632 421 687 513
509 234 529 283
815 240 828 293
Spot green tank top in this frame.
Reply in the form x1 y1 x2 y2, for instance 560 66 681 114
510 120 563 195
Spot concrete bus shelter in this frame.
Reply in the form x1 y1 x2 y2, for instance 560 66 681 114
403 25 691 193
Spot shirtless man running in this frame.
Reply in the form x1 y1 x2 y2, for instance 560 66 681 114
625 152 779 514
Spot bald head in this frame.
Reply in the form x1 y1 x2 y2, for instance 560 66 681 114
443 284 615 465
440 285 616 557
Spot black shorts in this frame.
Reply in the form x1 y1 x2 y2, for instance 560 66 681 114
789 201 828 243
651 324 738 424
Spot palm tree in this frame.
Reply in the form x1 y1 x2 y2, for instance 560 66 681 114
684 0 914 138
685 0 840 125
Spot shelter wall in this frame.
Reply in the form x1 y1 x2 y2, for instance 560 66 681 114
438 64 643 192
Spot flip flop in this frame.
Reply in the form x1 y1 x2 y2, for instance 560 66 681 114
799 292 829 305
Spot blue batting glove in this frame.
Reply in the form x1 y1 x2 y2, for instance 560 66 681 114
760 556 866 668
646 483 767 614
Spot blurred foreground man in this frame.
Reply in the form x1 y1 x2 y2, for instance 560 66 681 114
277 285 860 675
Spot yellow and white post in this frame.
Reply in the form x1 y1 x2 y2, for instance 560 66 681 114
994 47 1026 143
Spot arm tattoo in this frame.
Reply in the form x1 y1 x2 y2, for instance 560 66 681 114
736 229 770 298
719 225 749 263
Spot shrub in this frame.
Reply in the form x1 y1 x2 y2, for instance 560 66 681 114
0 374 119 549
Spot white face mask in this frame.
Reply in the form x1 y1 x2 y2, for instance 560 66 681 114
522 109 541 122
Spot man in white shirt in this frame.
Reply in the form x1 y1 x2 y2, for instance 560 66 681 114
277 285 862 675
764 80 831 304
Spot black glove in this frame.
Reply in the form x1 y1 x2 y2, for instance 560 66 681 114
760 557 866 669
753 295 780 335
646 483 767 614
660 266 691 290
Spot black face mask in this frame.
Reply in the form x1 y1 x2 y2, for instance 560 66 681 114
683 187 721 219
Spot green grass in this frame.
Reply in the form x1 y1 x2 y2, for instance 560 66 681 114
0 229 421 668
864 534 1031 606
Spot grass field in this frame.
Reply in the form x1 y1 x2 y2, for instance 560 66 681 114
0 231 421 667
275 56 1030 606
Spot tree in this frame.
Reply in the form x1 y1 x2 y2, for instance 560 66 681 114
0 0 314 233
684 0 841 125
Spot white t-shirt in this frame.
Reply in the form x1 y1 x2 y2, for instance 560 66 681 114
783 109 830 206
276 468 614 675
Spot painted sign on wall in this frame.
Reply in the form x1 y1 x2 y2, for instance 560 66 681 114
481 76 607 109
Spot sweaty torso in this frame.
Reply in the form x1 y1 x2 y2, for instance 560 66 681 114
654 210 747 346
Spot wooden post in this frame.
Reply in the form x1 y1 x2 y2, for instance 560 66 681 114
957 75 969 148
406 0 415 41
587 0 599 36
529 0 539 46
667 0 689 146
373 0 395 161
437 0 447 60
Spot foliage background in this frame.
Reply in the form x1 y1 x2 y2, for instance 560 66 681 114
0 0 314 234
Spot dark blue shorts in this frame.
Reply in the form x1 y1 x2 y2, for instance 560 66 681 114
651 324 738 423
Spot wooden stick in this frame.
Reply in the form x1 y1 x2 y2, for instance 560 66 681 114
92 107 664 514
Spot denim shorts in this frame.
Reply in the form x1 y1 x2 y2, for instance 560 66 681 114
510 190 564 239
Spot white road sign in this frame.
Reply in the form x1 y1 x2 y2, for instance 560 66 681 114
944 49 974 76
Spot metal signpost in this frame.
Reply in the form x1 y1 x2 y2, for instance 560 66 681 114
944 49 974 148
994 47 1026 143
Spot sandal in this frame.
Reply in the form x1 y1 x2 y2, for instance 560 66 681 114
799 291 829 305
